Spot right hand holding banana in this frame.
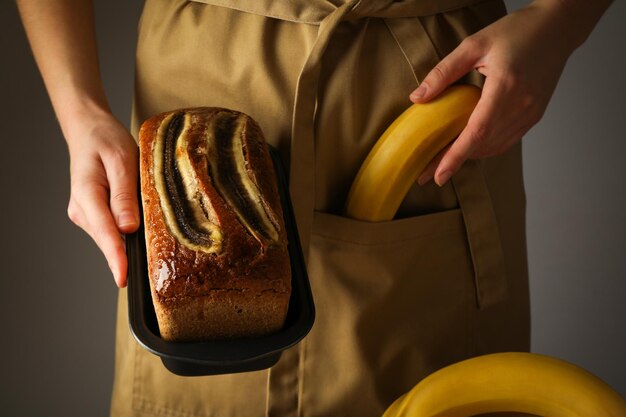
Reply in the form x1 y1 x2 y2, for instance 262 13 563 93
345 84 479 222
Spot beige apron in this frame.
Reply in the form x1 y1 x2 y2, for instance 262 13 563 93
111 0 531 416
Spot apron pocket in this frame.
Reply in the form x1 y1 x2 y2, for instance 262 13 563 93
312 208 465 244
301 209 478 417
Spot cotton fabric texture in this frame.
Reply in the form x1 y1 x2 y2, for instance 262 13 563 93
111 0 531 416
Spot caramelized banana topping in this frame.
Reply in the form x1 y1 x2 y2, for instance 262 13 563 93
152 109 278 254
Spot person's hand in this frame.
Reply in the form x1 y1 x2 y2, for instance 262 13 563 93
65 110 139 287
16 0 141 287
412 1 580 186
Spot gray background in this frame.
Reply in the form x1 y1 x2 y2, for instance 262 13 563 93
1 0 624 415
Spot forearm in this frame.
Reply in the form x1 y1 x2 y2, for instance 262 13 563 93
18 0 139 287
530 0 614 53
16 0 110 141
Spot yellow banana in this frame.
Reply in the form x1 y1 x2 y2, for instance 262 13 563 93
382 352 626 417
345 84 480 221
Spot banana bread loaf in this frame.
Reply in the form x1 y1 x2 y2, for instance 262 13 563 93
138 107 291 342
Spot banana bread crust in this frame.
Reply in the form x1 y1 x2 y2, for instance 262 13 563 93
139 107 291 341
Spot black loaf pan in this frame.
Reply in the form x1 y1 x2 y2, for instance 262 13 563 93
126 145 315 376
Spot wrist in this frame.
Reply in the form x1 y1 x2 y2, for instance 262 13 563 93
53 90 113 143
530 0 613 52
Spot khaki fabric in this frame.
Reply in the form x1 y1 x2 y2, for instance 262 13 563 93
111 0 531 416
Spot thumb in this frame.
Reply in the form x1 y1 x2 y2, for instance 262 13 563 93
104 146 140 234
410 37 482 103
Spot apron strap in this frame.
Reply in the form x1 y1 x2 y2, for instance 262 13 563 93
188 0 493 24
451 159 508 308
385 17 508 309
288 0 361 267
269 4 360 417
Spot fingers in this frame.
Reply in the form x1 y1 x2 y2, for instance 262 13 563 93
64 115 139 287
69 182 128 288
411 4 565 186
417 143 449 186
433 76 505 186
410 37 485 103
412 74 507 187
411 36 486 186
103 146 140 234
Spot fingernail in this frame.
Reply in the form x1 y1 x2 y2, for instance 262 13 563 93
418 172 432 186
410 84 427 101
436 170 452 187
118 211 136 228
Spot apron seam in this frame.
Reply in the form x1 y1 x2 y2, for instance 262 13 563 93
134 395 218 417
415 16 445 63
265 366 271 417
133 400 213 417
311 228 463 246
465 264 476 359
190 0 502 23
132 342 144 413
383 19 419 86
188 0 323 25
296 337 307 417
